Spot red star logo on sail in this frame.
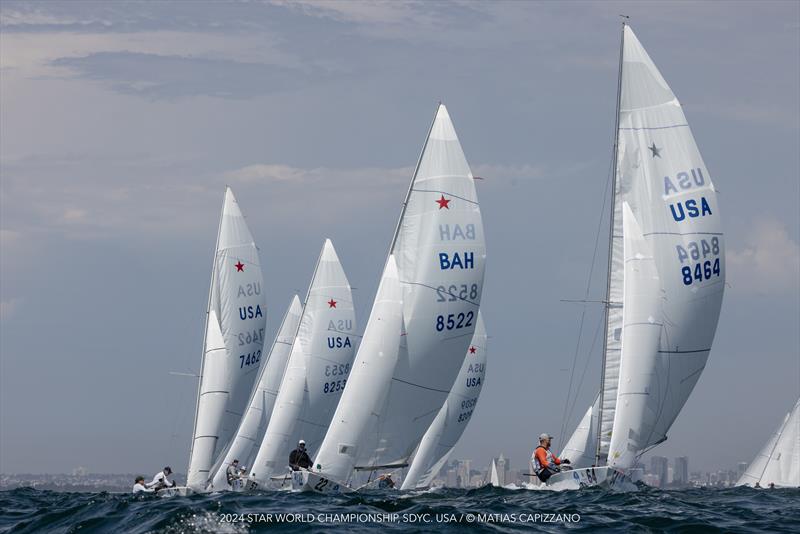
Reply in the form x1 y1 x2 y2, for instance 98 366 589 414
328 299 337 308
469 346 477 354
235 261 245 272
436 195 451 209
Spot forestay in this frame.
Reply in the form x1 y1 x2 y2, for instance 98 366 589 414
402 312 488 489
247 240 356 487
313 256 404 482
606 25 725 468
187 187 267 490
356 103 486 470
208 295 302 490
737 398 800 488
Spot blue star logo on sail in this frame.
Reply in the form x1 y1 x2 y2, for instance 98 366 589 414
648 142 661 158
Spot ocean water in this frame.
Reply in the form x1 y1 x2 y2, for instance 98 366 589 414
1 485 798 533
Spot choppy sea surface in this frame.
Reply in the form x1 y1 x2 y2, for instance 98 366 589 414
1 485 798 533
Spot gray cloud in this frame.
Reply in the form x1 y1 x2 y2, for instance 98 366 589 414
51 51 330 100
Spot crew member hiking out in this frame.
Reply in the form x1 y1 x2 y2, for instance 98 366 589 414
532 433 570 483
289 440 312 471
226 459 242 489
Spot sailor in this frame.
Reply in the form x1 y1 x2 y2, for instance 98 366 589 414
289 440 312 471
226 459 242 488
532 433 570 483
148 466 176 490
377 474 395 489
133 476 155 493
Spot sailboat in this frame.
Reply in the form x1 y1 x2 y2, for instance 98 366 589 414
489 458 501 487
246 239 356 489
206 294 302 491
401 312 488 489
185 187 268 492
554 22 725 488
298 103 486 492
736 398 800 488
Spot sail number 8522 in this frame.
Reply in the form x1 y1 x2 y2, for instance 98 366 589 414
435 311 474 332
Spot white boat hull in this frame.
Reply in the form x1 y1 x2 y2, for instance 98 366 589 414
545 466 634 490
291 470 355 494
157 486 195 497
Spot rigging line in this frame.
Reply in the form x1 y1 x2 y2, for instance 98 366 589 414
564 310 606 433
410 188 480 206
558 133 616 446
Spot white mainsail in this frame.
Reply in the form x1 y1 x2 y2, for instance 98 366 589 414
737 398 800 488
563 24 725 471
606 25 725 468
358 104 486 471
312 256 404 482
561 392 601 469
187 187 267 490
401 312 488 489
207 295 302 490
247 239 356 486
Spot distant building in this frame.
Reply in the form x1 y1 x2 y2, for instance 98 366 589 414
71 467 87 477
737 462 748 480
650 456 669 487
456 460 471 488
674 457 689 486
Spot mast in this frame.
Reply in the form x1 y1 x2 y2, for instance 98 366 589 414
388 102 441 255
594 20 626 465
188 187 227 465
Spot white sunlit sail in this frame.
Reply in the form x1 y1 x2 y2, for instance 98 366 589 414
207 295 302 491
311 104 486 489
558 22 725 485
737 398 800 488
561 393 601 469
186 187 267 491
401 312 488 489
310 256 404 485
489 459 501 487
247 239 356 488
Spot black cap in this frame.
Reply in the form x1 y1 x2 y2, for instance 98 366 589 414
164 466 172 473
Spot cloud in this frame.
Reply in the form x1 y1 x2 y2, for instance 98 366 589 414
51 51 324 100
728 218 800 295
0 299 22 321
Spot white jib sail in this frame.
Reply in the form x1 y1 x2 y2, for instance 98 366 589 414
207 295 302 490
607 203 664 468
247 239 356 486
737 398 800 488
187 187 267 490
489 459 501 487
605 25 725 468
402 312 488 489
356 104 486 470
312 256 404 483
561 392 601 469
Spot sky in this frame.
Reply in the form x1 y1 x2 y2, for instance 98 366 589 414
1 0 798 476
